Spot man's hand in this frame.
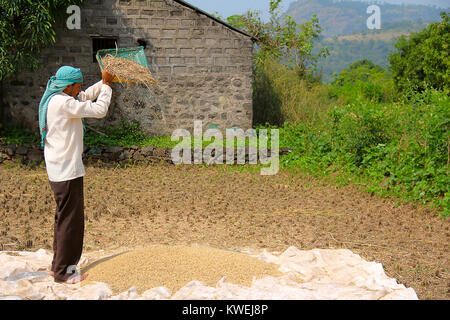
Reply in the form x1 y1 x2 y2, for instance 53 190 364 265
102 69 115 86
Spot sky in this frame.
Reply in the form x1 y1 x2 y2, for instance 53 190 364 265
186 0 296 21
187 0 449 21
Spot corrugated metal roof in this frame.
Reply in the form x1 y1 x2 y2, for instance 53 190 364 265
172 0 257 41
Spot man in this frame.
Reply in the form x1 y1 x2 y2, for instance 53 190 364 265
38 66 115 284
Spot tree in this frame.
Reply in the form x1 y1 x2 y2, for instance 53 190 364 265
226 0 328 77
388 12 449 93
332 59 388 87
0 0 85 81
330 59 395 103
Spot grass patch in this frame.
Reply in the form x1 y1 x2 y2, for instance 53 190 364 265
269 88 449 218
0 124 40 146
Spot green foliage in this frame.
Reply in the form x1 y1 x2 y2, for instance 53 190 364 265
0 121 174 149
332 60 387 86
230 1 330 126
328 59 397 103
273 88 449 218
388 12 450 93
84 121 262 150
329 104 394 166
226 0 328 75
0 124 40 145
84 120 148 147
210 11 224 20
84 120 182 149
0 0 85 81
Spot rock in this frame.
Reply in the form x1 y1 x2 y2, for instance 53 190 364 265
103 147 123 161
221 146 257 163
87 148 102 155
121 150 132 161
27 149 43 163
5 144 16 156
102 153 112 161
132 152 146 161
104 146 123 154
153 147 166 158
141 146 154 157
16 146 28 156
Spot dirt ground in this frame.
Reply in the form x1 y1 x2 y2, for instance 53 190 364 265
0 162 448 300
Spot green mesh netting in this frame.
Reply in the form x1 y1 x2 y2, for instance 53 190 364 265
96 46 150 70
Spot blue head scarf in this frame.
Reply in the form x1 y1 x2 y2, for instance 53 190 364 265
38 66 84 147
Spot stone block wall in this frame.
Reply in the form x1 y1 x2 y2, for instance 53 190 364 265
1 0 254 136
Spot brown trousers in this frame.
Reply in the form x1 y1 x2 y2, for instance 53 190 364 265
49 177 84 282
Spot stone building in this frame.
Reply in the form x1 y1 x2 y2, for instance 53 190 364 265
1 0 255 136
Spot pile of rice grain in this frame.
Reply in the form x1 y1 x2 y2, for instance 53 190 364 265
83 246 283 295
101 55 158 87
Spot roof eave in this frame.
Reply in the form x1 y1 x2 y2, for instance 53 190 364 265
172 0 258 42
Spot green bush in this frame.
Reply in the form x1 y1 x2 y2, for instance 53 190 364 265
329 103 394 166
0 124 40 146
274 88 449 218
388 12 450 93
329 59 397 104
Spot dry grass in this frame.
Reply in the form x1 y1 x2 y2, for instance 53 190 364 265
101 55 158 88
254 60 331 126
0 163 448 299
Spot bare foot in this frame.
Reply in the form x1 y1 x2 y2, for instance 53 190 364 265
66 273 88 284
55 273 89 284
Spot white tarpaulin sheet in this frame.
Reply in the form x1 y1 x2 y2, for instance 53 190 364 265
0 246 418 300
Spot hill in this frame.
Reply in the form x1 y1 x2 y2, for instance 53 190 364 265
284 0 446 82
286 0 444 38
313 20 431 82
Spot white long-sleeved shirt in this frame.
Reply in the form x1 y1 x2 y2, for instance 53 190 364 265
44 81 112 182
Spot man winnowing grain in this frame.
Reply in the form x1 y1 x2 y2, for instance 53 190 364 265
38 66 115 284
